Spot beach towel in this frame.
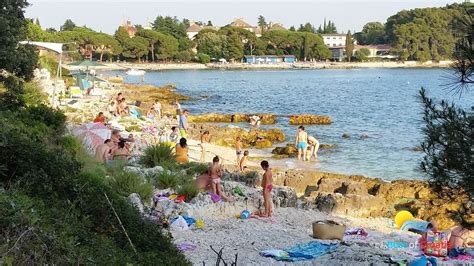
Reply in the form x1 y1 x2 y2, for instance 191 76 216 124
177 243 197 252
408 256 437 266
400 220 432 234
260 241 339 262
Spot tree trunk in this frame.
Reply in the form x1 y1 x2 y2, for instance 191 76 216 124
100 52 104 62
151 43 155 62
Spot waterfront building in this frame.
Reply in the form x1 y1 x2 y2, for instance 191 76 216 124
244 55 296 64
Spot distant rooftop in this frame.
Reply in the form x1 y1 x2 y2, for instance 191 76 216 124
230 18 253 28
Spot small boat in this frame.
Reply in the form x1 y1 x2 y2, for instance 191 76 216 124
126 69 146 76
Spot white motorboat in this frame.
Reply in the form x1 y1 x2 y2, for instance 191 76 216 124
126 69 146 76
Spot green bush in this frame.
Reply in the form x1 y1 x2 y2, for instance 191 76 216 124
108 171 153 200
155 171 179 190
140 143 176 168
197 53 211 64
178 181 199 202
179 162 209 176
23 81 48 106
353 48 371 62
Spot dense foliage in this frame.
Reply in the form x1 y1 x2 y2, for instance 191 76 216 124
0 1 189 264
419 7 473 226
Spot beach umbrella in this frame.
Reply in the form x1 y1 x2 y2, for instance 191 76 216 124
72 122 111 154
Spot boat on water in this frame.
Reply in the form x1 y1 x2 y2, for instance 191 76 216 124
126 69 146 76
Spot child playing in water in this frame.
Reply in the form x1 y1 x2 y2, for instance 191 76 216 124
209 156 233 202
259 160 273 217
240 150 249 171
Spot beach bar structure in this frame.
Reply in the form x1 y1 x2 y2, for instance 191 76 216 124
244 55 296 64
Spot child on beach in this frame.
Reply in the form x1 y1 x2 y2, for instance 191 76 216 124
209 156 232 202
259 160 273 217
240 150 249 171
200 131 210 162
235 137 242 166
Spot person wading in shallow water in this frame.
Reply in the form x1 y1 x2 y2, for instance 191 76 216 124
295 126 308 161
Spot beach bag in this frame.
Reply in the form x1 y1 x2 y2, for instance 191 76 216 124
420 231 448 257
312 220 346 240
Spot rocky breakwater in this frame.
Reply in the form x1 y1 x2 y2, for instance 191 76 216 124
221 169 472 230
289 114 332 125
188 113 276 124
187 124 285 148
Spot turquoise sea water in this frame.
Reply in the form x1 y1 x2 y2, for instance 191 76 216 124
108 68 472 180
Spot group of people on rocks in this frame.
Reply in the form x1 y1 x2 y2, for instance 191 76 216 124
94 130 135 164
93 93 318 218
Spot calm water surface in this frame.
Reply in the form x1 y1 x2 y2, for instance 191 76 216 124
108 68 473 180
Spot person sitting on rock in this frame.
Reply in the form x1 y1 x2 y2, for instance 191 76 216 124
175 138 189 164
146 106 156 121
93 112 107 124
112 140 131 161
209 156 233 202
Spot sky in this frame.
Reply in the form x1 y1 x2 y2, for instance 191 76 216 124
26 0 464 34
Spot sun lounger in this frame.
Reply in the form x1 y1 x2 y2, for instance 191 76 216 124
70 86 83 98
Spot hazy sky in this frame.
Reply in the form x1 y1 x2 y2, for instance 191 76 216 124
26 0 463 34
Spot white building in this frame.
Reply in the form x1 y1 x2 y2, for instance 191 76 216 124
321 34 347 47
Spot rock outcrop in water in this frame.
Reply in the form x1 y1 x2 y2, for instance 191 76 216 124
289 114 332 125
222 168 472 230
271 143 338 157
188 113 277 124
187 124 285 148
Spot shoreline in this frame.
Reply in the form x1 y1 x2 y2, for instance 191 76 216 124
65 60 453 71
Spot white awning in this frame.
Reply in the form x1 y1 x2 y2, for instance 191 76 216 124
19 41 64 54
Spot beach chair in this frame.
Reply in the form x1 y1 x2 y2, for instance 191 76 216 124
70 86 83 98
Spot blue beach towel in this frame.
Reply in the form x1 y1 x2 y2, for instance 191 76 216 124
400 220 432 234
260 241 339 262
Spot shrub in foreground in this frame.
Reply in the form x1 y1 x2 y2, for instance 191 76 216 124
140 143 176 168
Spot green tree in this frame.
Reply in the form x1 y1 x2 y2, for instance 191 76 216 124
137 28 163 61
60 19 76 31
345 31 354 61
115 27 149 61
356 22 386 45
0 0 38 81
298 22 315 33
289 26 296 32
419 7 473 226
386 4 467 61
197 53 210 63
195 31 227 59
353 48 370 61
207 20 213 26
156 33 179 61
258 15 267 34
152 16 187 40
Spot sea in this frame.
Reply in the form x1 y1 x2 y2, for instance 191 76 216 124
106 68 473 181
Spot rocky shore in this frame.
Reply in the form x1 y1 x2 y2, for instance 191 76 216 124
66 60 453 72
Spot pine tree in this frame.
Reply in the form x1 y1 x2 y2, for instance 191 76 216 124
345 31 354 61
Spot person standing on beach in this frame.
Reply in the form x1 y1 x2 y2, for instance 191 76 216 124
175 99 181 122
179 109 189 138
153 100 162 119
235 137 243 165
200 131 210 162
295 126 308 161
307 135 320 160
259 160 273 217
